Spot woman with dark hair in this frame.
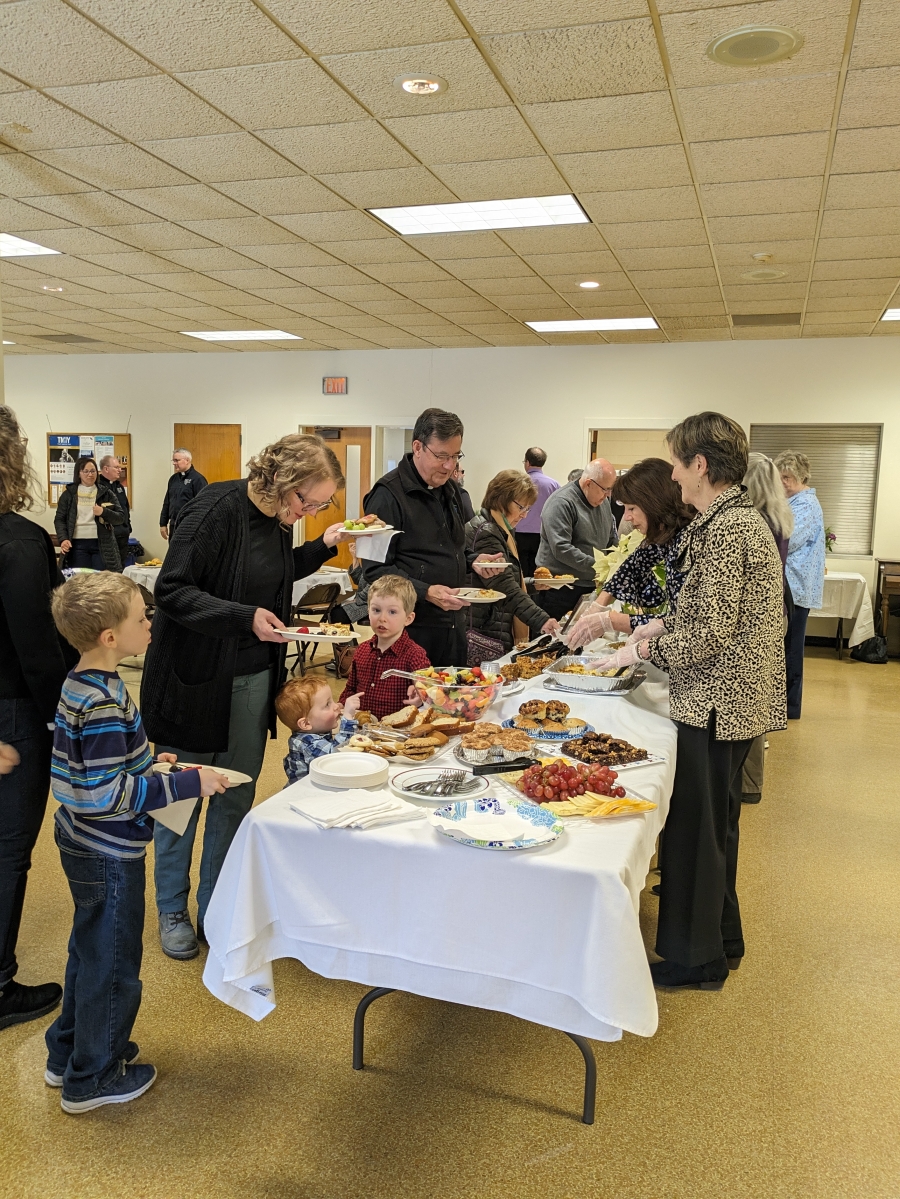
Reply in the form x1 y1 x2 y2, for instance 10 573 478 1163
464 470 558 657
54 456 125 571
0 407 75 1031
566 413 786 991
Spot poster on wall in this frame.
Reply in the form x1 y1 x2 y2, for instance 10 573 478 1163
47 433 130 507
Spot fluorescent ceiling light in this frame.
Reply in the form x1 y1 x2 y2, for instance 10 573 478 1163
0 233 61 257
2 340 15 345
369 194 589 236
527 317 658 332
579 281 601 289
180 329 302 341
881 309 900 321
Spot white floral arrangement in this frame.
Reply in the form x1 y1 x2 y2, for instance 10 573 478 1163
593 529 644 588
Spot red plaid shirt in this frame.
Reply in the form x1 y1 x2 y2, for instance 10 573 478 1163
339 630 431 720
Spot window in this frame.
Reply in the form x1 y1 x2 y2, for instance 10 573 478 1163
748 424 882 556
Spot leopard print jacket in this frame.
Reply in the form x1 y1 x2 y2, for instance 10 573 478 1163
647 484 787 741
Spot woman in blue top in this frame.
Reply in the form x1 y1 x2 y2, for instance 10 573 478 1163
774 451 825 719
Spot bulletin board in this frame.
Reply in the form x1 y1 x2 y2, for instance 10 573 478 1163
46 432 132 507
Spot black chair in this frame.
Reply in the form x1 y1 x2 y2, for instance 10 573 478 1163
287 582 342 674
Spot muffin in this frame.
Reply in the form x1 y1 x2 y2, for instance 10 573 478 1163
519 699 547 721
545 700 570 721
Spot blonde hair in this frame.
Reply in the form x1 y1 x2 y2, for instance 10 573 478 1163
773 450 811 485
275 676 330 730
481 469 537 514
0 406 41 515
368 574 417 614
51 572 140 652
744 453 794 538
247 434 345 521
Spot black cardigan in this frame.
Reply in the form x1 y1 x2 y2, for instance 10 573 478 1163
464 510 551 652
141 480 335 753
0 512 76 722
54 478 125 572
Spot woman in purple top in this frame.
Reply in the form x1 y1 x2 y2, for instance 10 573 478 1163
740 452 794 804
515 447 560 579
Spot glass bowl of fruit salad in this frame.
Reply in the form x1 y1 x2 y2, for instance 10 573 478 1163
410 666 503 721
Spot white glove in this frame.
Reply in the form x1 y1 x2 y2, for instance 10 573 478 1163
625 617 667 645
588 642 644 672
563 609 614 649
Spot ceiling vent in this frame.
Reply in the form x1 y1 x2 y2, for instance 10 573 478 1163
741 268 786 282
35 334 100 344
707 26 804 67
731 313 801 327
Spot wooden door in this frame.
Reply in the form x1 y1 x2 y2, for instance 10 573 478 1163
301 426 372 570
174 423 242 484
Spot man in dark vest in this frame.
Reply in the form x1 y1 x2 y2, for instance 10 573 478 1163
99 455 131 566
159 449 207 540
360 408 505 666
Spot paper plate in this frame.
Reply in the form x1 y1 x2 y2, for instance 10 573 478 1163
346 524 395 536
277 627 357 643
309 752 389 790
500 678 526 697
153 762 252 787
429 795 563 850
501 716 595 741
456 588 505 603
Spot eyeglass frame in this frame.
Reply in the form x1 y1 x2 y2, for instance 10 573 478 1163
418 441 466 466
585 477 614 497
294 490 334 514
510 499 531 514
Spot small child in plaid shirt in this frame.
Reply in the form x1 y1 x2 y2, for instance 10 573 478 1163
276 677 362 787
339 575 430 720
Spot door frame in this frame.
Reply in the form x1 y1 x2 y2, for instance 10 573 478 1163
582 417 673 466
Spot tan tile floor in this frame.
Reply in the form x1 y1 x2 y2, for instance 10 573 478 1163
3 650 899 1198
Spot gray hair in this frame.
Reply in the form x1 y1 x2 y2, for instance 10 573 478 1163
173 448 192 460
567 468 583 482
99 454 119 469
582 458 614 485
744 452 794 538
773 450 810 485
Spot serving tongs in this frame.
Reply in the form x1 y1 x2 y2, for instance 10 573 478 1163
471 756 535 776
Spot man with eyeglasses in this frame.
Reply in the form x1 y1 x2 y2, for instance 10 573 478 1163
535 458 619 620
159 449 207 542
360 408 506 666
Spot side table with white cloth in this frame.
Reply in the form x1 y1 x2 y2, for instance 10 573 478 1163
809 571 876 659
291 566 354 606
123 564 161 593
202 675 676 1124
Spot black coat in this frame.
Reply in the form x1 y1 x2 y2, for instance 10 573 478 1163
105 478 131 534
54 479 125 572
0 513 76 722
464 510 551 652
141 480 336 753
361 454 476 630
159 465 207 528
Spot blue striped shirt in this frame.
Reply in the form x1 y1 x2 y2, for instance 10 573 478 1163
51 669 203 859
283 717 359 787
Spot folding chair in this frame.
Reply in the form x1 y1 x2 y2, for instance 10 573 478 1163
287 582 341 674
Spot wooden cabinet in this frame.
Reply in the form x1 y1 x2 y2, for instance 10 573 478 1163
875 560 900 649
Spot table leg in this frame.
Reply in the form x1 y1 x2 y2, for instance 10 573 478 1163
352 987 396 1070
563 1032 597 1125
837 617 844 660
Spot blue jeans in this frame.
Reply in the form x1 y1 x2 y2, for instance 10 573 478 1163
0 698 53 988
45 827 145 1099
153 668 272 923
68 539 104 570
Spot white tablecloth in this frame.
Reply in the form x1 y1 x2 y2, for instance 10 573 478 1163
292 568 353 606
810 572 875 646
123 564 161 593
202 675 676 1042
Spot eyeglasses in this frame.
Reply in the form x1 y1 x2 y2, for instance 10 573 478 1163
586 478 614 496
511 500 531 514
294 491 333 514
422 443 465 466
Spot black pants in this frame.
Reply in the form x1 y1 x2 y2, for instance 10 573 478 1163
69 539 104 570
408 621 467 669
0 697 53 989
785 604 809 719
514 532 541 580
656 715 752 967
537 583 593 622
115 533 131 568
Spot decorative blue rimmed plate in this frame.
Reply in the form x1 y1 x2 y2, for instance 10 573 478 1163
428 796 564 850
501 717 595 742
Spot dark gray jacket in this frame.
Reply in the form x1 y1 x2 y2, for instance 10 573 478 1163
160 465 207 528
465 510 551 652
536 479 617 582
54 479 125 572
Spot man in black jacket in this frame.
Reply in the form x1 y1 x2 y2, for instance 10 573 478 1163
360 408 505 666
99 455 131 566
159 449 207 540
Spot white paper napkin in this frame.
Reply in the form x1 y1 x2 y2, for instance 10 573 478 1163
289 788 424 829
358 530 400 565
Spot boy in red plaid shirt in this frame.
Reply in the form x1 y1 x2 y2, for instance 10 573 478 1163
339 575 430 719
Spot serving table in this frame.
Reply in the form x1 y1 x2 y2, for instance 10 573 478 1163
292 567 353 606
123 563 162 593
809 571 876 659
203 671 675 1123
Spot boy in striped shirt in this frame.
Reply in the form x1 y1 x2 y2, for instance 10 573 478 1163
46 573 228 1114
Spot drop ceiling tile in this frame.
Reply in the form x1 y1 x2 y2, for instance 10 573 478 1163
653 302 727 317
665 328 732 341
266 0 465 54
216 176 351 215
679 74 837 142
483 19 665 102
438 257 534 280
316 166 454 207
825 171 900 210
15 228 132 256
0 70 29 95
715 239 813 264
483 333 548 345
708 213 818 242
839 66 900 129
419 296 499 312
111 184 253 221
701 177 823 217
420 335 490 347
385 109 542 164
617 245 715 269
313 238 425 264
462 1 647 34
76 250 189 275
818 235 900 259
561 144 692 191
280 264 372 287
95 222 217 250
73 0 303 72
410 231 514 259
629 267 719 288
141 134 301 183
142 271 244 292
640 286 722 303
260 121 415 175
46 76 237 141
178 60 364 129
241 286 324 305
157 248 259 271
179 216 301 243
314 284 399 301
0 153 95 197
692 132 830 183
522 251 618 273
524 92 679 155
831 126 900 175
394 280 482 300
582 186 701 223
661 2 849 89
564 289 644 306
498 224 610 254
352 299 433 315
805 296 885 312
447 308 515 324
275 210 395 242
720 263 808 285
724 285 807 303
321 41 510 118
25 190 162 226
850 0 900 69
0 90 119 151
542 272 634 292
602 218 708 248
453 321 522 338
0 197 73 230
820 207 900 238
35 144 198 192
396 311 465 327
802 323 872 336
812 257 900 280
237 243 343 268
493 299 572 315
731 326 799 340
0 0 153 86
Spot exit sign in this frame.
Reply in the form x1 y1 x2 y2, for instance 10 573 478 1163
323 376 348 395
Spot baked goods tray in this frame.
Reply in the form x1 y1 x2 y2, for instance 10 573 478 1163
453 744 541 766
542 656 646 693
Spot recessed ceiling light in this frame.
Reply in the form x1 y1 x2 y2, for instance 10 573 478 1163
370 195 589 236
2 340 15 345
42 285 64 292
527 317 658 332
394 73 448 95
751 252 775 263
0 233 61 257
881 309 900 321
707 25 804 67
180 329 302 341
579 281 601 289
741 268 786 282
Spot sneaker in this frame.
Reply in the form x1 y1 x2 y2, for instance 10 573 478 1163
45 1041 139 1088
158 910 199 960
61 1061 156 1114
0 980 62 1031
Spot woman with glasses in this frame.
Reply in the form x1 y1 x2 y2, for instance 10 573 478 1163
141 434 353 961
54 455 126 571
464 470 559 657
